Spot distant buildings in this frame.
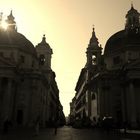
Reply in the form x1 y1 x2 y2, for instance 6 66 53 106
0 11 65 128
70 5 140 128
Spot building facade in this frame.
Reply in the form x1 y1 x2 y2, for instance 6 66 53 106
71 5 140 128
69 97 76 124
0 11 65 128
73 27 102 122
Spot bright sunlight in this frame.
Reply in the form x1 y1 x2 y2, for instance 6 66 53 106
1 20 8 29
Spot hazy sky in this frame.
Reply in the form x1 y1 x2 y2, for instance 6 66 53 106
1 0 140 116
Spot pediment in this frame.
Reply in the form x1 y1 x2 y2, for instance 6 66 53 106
0 56 15 67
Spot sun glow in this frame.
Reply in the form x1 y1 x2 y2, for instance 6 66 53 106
1 21 8 30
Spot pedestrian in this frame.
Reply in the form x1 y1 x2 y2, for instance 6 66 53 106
34 116 40 136
123 121 127 134
91 117 96 128
3 119 10 134
54 119 58 135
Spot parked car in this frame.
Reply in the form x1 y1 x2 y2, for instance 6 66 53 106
72 119 83 128
101 116 114 130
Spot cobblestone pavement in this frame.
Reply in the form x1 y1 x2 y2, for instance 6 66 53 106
0 126 140 140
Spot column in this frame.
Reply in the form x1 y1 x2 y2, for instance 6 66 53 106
121 85 127 122
129 81 137 127
0 78 2 122
3 78 12 120
87 90 91 117
86 69 91 118
97 87 101 116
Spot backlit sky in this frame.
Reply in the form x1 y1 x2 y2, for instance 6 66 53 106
1 0 140 116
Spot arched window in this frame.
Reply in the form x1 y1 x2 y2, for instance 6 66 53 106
20 55 25 63
92 55 96 65
39 54 45 65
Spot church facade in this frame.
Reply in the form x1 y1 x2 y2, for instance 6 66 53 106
0 11 65 128
71 5 140 128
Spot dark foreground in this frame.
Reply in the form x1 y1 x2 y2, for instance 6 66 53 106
0 126 140 140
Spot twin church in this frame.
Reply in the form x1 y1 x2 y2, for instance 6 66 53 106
1 4 140 129
70 4 140 128
0 11 65 127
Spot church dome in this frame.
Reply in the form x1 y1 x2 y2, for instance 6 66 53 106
104 29 140 56
0 30 37 56
0 11 37 56
104 4 140 56
104 30 125 56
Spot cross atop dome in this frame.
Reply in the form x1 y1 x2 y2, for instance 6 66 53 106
131 1 133 9
41 34 47 44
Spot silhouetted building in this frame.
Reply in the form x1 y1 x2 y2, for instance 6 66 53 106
73 27 102 122
0 11 64 128
72 5 140 128
69 97 76 124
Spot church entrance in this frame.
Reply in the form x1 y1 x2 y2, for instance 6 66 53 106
16 110 23 125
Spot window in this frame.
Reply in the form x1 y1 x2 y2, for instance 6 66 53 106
17 110 23 124
113 56 120 65
20 55 25 63
128 52 132 61
0 52 3 56
39 54 45 65
92 93 96 100
32 60 34 67
20 78 24 82
92 55 96 65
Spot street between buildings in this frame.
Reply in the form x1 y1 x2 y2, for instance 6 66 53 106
0 126 140 140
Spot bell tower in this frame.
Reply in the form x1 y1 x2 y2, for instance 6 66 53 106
36 35 53 70
125 4 140 33
86 27 102 69
85 27 102 118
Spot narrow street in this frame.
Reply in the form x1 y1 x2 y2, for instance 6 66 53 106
0 126 140 140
